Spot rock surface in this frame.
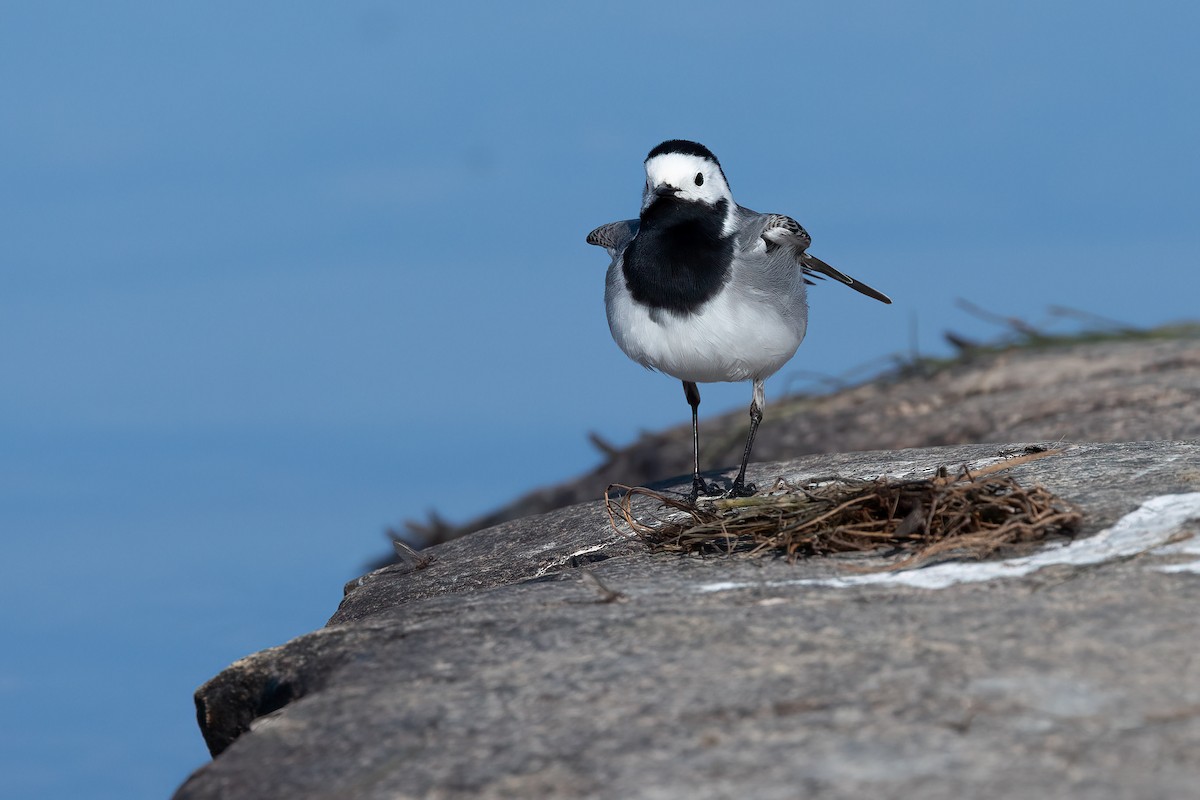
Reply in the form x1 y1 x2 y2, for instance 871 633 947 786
176 440 1200 799
403 331 1200 549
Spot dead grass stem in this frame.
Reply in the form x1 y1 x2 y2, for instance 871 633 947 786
605 454 1081 572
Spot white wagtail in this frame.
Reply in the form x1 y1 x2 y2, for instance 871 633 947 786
588 139 891 500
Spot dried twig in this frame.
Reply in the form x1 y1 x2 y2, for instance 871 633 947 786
604 455 1081 572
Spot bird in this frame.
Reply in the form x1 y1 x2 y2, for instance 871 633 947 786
587 139 891 501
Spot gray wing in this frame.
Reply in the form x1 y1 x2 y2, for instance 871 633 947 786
586 219 639 256
761 213 892 305
761 213 813 252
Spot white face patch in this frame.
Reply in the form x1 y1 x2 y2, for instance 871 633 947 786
643 152 734 209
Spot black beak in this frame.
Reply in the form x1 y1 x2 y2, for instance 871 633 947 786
654 184 679 198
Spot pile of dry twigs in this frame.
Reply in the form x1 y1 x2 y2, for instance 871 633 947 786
605 455 1081 572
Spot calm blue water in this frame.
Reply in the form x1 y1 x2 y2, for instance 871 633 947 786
4 2 1200 797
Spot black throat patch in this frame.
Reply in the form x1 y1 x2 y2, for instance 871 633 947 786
622 197 732 315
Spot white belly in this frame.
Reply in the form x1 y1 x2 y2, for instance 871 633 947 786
606 280 807 383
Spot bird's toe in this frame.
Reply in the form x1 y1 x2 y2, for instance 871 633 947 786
689 476 721 503
726 480 757 499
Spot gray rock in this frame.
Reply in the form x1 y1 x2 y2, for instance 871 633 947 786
401 331 1200 550
176 440 1200 799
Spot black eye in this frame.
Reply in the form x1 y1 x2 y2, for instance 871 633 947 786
694 172 704 186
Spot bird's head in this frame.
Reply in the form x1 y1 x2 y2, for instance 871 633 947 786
641 140 734 215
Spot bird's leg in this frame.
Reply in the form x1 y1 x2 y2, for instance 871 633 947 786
729 379 765 498
683 381 712 501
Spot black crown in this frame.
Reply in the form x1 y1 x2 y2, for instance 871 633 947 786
645 139 721 168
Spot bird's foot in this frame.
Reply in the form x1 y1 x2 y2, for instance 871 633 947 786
726 479 757 499
689 476 718 503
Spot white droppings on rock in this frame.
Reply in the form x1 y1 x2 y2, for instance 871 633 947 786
695 492 1200 593
1150 521 1200 575
531 539 629 578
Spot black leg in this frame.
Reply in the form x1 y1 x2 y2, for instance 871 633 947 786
729 379 765 497
683 381 712 501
